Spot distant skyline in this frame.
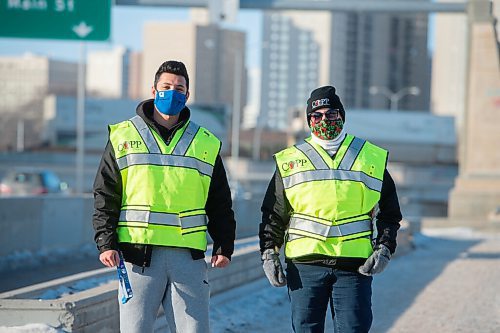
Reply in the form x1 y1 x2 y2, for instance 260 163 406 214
0 6 263 68
0 5 437 69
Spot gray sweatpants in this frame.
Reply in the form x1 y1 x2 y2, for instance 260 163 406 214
118 247 210 333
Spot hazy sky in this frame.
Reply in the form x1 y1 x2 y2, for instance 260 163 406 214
0 5 263 67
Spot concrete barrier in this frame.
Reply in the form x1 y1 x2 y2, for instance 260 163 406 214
0 195 262 271
0 238 264 332
0 195 95 259
0 268 118 332
0 223 414 332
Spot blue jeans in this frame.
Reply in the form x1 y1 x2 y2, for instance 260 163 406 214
286 262 372 333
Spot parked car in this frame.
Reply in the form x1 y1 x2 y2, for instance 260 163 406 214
0 169 69 196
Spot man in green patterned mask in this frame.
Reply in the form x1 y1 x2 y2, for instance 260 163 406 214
259 85 402 332
307 86 346 148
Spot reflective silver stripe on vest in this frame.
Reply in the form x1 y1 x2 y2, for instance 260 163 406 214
282 169 382 192
116 153 214 177
338 137 365 170
287 234 371 242
172 121 200 156
295 141 329 170
288 216 372 238
289 216 330 237
328 219 372 237
182 214 208 229
119 209 207 228
130 116 161 154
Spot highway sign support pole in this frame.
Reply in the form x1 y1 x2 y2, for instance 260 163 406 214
76 42 86 194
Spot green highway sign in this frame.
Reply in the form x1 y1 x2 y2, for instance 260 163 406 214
0 0 111 41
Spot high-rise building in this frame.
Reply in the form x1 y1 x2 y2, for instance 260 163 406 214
0 53 77 150
331 12 430 111
141 22 246 116
0 53 77 113
127 51 143 100
260 10 431 130
260 12 329 130
86 46 130 99
242 67 261 129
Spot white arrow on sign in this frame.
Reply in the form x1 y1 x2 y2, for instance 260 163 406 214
72 21 94 38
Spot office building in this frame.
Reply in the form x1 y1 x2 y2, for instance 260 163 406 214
242 67 261 129
0 53 77 150
86 46 130 99
141 22 247 116
0 53 77 113
260 11 329 130
260 10 431 130
330 11 430 111
127 51 143 100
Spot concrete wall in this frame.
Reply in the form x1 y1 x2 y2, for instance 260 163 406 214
0 195 261 269
0 195 95 258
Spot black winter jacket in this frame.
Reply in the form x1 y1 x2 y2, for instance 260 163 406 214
259 147 402 272
92 100 236 267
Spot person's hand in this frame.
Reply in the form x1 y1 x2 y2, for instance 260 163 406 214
358 244 391 276
211 255 230 268
262 249 287 287
99 250 120 267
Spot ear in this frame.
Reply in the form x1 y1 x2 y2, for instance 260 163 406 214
151 86 156 98
185 90 190 102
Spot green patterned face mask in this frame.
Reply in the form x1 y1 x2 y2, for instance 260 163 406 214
310 118 344 140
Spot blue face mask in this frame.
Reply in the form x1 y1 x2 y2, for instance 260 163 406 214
154 89 187 116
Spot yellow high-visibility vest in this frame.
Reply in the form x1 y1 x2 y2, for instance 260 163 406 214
109 115 221 251
274 134 388 259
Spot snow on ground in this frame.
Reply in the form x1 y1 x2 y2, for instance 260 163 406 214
3 228 500 332
0 324 63 333
36 275 114 300
210 227 500 333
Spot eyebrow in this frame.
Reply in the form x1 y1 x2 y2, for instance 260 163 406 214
160 82 186 89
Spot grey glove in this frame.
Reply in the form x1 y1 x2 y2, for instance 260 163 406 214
358 244 391 276
261 249 287 287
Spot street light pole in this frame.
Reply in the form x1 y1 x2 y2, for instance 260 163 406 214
369 85 420 111
231 49 242 168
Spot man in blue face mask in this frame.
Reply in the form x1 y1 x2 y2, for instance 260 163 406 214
151 64 190 128
92 60 236 333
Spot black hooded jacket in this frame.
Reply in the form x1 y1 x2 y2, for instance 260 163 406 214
92 100 236 267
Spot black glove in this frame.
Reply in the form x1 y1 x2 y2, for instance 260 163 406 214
261 249 287 287
358 244 391 276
